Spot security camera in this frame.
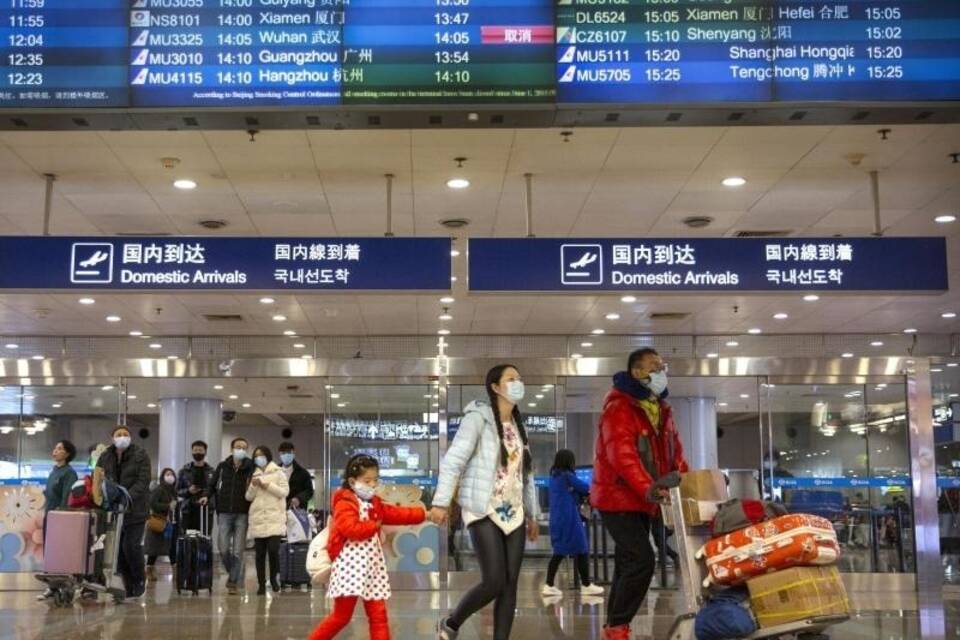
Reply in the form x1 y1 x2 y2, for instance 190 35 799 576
223 410 236 423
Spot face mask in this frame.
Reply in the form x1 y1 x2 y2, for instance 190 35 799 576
763 460 775 471
500 380 525 404
192 453 205 463
280 453 294 466
647 370 668 397
164 474 176 485
254 456 267 468
233 448 247 462
113 436 131 450
352 482 376 501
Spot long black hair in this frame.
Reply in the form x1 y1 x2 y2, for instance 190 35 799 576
341 454 379 489
485 363 533 476
551 449 576 475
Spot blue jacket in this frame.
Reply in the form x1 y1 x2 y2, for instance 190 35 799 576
548 470 590 556
433 400 539 521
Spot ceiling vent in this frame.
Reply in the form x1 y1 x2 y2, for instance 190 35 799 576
199 220 227 230
649 312 690 321
288 393 314 399
683 216 713 229
202 314 244 322
440 218 470 229
734 230 793 238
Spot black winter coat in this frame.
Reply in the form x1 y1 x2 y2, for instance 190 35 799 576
96 443 152 525
211 456 254 515
285 461 315 509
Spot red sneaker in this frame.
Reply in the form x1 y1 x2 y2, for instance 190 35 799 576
602 625 631 640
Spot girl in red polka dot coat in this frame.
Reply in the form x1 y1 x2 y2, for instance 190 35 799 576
308 454 426 640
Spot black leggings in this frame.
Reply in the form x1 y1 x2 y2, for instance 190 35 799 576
448 519 526 640
546 553 591 587
254 536 281 587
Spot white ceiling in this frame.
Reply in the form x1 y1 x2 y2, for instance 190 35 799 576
0 124 959 337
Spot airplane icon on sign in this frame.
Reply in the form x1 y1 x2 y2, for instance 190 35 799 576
568 251 597 271
79 251 110 269
561 244 603 285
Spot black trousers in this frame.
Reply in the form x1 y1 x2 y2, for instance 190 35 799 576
650 516 679 562
116 521 146 591
601 512 655 628
546 553 591 587
254 536 281 587
147 533 177 566
448 519 526 640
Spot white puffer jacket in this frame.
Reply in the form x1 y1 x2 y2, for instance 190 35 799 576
245 461 289 539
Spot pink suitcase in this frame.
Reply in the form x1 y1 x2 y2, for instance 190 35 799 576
43 510 97 575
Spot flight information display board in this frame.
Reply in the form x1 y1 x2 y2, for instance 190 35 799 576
1 0 958 108
556 0 960 103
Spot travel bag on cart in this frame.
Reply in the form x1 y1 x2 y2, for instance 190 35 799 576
175 505 213 595
43 509 99 575
698 513 839 587
279 541 311 587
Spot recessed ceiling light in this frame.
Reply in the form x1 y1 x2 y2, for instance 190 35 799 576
450 276 458 282
932 368 944 373
748 328 762 335
283 330 297 336
535 394 544 399
259 297 275 304
949 363 959 368
935 214 957 224
591 328 605 335
149 343 162 349
439 312 453 321
707 353 719 358
301 354 314 360
337 402 347 408
52 403 62 409
739 393 750 399
528 403 537 408
951 393 960 399
842 352 854 358
440 296 455 304
272 314 287 322
241 402 251 408
214 384 224 390
4 344 16 350
147 403 157 409
580 342 593 348
870 341 884 347
621 295 637 303
167 355 177 360
571 353 583 359
102 385 114 391
127 395 137 400
174 179 197 190
78 297 95 305
773 313 789 320
129 330 143 337
450 249 461 257
943 312 957 319
903 328 918 334
438 329 451 336
330 393 341 400
605 313 621 321
293 343 306 349
722 176 747 187
31 355 43 360
718 402 728 407
106 315 121 322
446 178 470 189
803 295 820 302
325 385 334 390
725 340 740 347
228 394 239 400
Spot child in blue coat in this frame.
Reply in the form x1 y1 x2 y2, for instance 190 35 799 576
542 449 604 597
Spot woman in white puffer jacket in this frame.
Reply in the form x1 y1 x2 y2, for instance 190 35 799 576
245 445 289 595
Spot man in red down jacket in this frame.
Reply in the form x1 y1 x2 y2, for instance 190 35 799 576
592 347 688 640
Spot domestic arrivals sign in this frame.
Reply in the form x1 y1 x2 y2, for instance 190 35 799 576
468 237 948 292
0 237 451 291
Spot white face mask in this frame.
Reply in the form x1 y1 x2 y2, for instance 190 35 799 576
164 474 176 485
113 436 131 450
233 448 247 461
254 455 267 468
499 380 525 404
352 482 376 501
647 371 668 397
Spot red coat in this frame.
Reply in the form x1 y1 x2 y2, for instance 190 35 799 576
591 389 689 516
327 488 426 562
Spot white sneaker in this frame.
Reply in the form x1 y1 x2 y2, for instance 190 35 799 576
541 584 563 597
580 583 604 596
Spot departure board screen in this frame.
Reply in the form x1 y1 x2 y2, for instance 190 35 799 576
556 0 960 103
1 0 959 108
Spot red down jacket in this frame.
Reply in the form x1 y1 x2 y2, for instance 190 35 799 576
326 488 426 562
591 389 689 516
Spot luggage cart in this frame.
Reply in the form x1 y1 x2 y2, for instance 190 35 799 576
36 511 127 607
664 486 848 640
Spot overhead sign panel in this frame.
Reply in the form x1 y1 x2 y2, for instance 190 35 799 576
0 236 451 290
468 237 948 292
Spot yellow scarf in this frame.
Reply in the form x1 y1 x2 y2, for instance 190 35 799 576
637 398 661 433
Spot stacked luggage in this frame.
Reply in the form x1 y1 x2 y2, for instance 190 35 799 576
664 470 849 640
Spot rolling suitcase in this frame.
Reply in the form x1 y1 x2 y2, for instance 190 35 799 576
174 504 213 595
698 513 839 587
43 510 98 575
279 542 311 588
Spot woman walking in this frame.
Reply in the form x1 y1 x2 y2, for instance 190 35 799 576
430 364 539 640
245 446 289 595
541 449 603 598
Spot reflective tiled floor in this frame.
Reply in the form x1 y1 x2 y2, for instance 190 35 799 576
4 565 957 640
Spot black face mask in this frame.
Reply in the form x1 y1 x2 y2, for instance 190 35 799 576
192 453 205 463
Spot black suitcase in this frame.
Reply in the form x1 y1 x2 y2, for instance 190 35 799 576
279 542 311 588
174 505 213 595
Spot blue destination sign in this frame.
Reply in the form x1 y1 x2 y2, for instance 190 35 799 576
774 477 910 489
468 237 947 292
0 236 450 291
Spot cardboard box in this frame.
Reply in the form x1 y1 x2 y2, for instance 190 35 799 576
747 566 849 629
663 498 720 527
679 469 729 502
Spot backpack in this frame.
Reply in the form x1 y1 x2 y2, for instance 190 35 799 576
67 475 97 509
100 477 133 513
306 519 332 585
710 498 788 536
